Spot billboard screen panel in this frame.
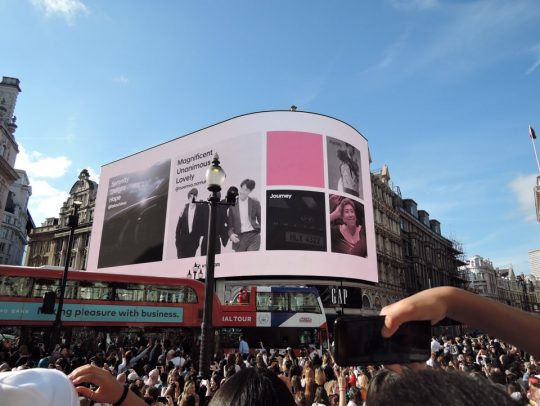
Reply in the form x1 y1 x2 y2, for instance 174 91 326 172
87 111 378 282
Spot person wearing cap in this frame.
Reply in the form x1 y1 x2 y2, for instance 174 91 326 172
175 188 207 258
0 368 80 406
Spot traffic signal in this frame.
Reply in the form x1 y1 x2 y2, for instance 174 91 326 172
42 291 56 314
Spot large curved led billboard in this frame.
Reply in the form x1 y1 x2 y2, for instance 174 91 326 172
87 111 377 282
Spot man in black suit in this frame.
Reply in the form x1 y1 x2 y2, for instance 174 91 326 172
228 179 261 252
175 188 207 258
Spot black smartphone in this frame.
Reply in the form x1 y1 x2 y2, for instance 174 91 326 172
333 316 430 366
157 397 167 402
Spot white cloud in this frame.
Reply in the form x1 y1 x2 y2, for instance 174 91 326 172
16 145 73 225
112 75 129 85
16 145 71 178
526 45 540 75
28 181 69 226
31 0 88 23
509 173 538 222
389 0 439 11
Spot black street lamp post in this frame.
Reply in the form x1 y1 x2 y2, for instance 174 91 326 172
194 154 237 379
50 200 82 349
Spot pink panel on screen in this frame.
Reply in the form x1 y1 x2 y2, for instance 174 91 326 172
267 131 325 187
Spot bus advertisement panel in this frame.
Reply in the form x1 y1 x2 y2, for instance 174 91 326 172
87 111 377 283
0 301 183 324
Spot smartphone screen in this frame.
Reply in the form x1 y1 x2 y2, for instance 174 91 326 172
334 316 430 366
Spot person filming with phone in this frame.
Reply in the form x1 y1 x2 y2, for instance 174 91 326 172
333 286 540 406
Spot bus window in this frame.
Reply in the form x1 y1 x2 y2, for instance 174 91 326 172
299 329 318 346
115 284 145 301
154 286 197 304
220 328 243 349
1 276 32 297
289 292 321 313
224 286 250 305
31 278 60 298
114 284 197 303
273 293 288 311
63 281 78 299
78 281 111 300
256 292 270 311
184 286 197 303
257 292 288 312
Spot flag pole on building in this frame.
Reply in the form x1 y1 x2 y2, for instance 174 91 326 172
529 125 540 173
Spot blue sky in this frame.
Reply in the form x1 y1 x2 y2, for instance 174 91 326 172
1 0 539 274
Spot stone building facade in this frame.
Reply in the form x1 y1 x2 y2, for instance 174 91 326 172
0 77 21 212
368 165 467 304
459 256 539 313
0 77 34 265
25 170 97 270
400 199 467 294
0 169 33 264
367 165 407 310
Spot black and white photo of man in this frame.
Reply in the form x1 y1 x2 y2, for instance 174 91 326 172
228 179 261 252
175 188 207 258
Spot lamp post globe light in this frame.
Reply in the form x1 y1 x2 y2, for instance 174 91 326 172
187 263 204 281
50 199 82 350
196 153 237 379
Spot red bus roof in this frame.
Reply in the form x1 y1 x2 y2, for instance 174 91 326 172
0 265 206 290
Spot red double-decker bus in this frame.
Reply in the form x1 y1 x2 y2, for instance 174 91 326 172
0 265 220 347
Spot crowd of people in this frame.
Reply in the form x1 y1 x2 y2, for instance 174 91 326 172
0 332 537 405
0 286 539 405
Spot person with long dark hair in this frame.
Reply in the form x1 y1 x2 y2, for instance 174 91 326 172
330 198 367 257
209 367 295 406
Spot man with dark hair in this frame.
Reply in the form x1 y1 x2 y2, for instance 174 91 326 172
175 188 207 258
228 179 261 252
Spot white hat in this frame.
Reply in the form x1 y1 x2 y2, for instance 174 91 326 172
128 371 139 381
0 368 79 406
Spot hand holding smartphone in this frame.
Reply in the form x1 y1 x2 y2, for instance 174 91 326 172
333 316 430 366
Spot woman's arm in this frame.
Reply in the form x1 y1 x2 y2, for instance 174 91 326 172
70 364 147 406
337 367 347 406
380 286 540 358
129 345 150 367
